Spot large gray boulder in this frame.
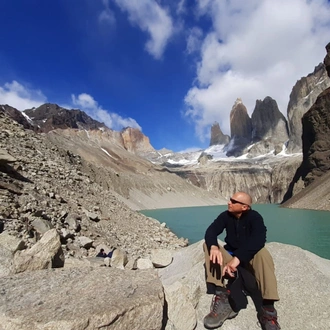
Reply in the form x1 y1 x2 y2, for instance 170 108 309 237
13 229 64 273
0 267 164 330
159 240 330 330
0 232 25 277
0 149 16 164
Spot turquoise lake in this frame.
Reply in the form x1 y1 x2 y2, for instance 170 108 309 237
141 204 330 260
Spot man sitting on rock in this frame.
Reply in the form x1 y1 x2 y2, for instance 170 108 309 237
203 191 280 330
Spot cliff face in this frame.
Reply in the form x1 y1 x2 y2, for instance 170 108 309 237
299 42 330 186
230 98 252 140
301 87 330 185
121 127 155 154
172 156 302 204
251 96 289 143
227 98 252 156
286 63 330 152
209 122 230 146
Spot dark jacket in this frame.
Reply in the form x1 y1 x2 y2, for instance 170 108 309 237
204 209 267 264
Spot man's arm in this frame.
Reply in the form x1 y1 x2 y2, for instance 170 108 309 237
204 212 227 264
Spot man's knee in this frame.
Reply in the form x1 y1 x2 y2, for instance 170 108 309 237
253 248 273 262
250 247 276 274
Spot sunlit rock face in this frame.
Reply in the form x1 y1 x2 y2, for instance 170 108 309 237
209 122 230 146
227 98 252 156
121 127 155 154
251 96 289 143
286 63 330 153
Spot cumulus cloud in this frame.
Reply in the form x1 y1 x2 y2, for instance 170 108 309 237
113 0 174 59
0 81 47 110
184 0 330 140
71 93 141 131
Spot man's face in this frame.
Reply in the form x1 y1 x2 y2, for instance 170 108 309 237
227 193 250 213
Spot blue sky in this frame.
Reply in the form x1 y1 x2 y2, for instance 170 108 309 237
1 0 330 152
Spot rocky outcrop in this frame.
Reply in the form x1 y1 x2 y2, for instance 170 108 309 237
22 103 157 157
228 98 252 156
281 169 330 211
159 240 330 330
1 239 330 329
0 149 16 165
0 267 164 330
280 43 330 208
121 127 155 154
324 42 330 78
12 229 64 274
286 63 330 152
251 96 289 143
209 122 230 146
1 104 34 130
301 86 330 185
23 103 107 132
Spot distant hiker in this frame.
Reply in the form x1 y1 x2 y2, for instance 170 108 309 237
203 191 280 330
107 247 117 258
96 248 107 258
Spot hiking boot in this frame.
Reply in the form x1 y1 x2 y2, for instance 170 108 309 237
257 307 281 330
203 291 238 329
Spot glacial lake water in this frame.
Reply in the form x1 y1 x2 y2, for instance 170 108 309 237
140 204 330 260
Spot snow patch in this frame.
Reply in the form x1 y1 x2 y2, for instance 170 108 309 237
21 111 33 123
101 148 116 159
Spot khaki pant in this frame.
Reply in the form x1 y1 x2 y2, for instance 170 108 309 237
204 243 279 300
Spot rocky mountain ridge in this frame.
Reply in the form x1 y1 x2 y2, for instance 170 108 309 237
207 63 330 158
0 109 196 264
1 57 329 209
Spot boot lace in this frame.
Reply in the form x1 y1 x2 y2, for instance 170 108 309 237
258 309 281 329
210 292 228 316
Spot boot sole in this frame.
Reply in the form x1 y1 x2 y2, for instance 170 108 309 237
204 312 238 329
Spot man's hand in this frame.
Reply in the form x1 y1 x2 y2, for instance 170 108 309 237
222 256 240 277
209 245 223 265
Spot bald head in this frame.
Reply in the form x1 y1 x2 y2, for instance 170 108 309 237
231 192 252 206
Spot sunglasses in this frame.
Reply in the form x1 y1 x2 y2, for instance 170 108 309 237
229 198 248 206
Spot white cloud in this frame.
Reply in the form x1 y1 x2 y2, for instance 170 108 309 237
99 0 116 26
185 0 330 140
71 93 141 131
0 81 47 110
113 0 174 59
176 0 187 15
186 27 203 54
